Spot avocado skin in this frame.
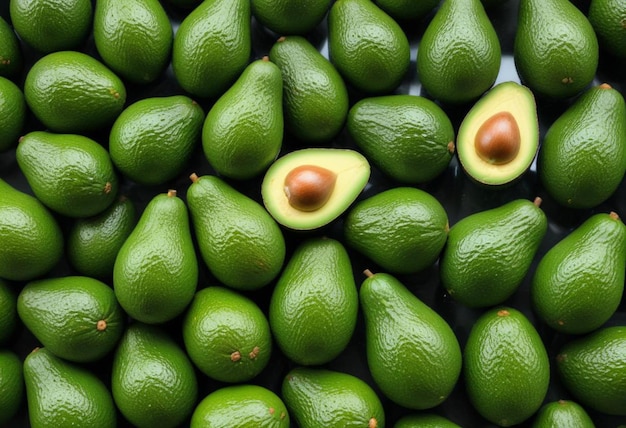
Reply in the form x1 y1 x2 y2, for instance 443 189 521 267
531 400 595 428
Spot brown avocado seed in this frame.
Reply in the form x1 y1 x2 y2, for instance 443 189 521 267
474 111 521 165
284 165 337 212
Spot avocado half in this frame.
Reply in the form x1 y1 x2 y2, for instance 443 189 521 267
456 81 539 186
261 148 370 230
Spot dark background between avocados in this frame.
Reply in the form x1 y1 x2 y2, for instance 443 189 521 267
1 0 625 426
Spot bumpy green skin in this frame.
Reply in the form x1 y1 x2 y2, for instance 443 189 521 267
0 279 17 344
417 0 500 105
344 187 449 274
202 58 283 180
348 94 455 184
394 413 461 428
464 307 550 427
360 272 462 410
270 237 358 366
172 0 251 98
113 191 198 324
18 276 125 363
94 0 173 84
0 178 64 281
440 198 547 308
17 131 119 218
531 400 595 428
557 326 626 416
0 76 26 152
24 51 126 133
538 84 626 208
531 213 626 334
588 0 626 58
183 286 272 383
282 367 385 428
67 196 136 279
0 350 23 426
375 0 440 21
10 0 92 53
191 384 290 428
109 95 204 185
111 323 198 428
270 35 349 143
514 0 598 99
328 0 410 94
187 175 285 290
24 347 117 428
252 0 331 35
0 16 22 77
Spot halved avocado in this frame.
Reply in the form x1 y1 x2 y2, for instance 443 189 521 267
456 81 539 186
261 148 370 230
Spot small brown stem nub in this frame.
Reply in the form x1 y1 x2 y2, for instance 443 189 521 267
533 196 542 208
497 309 510 317
189 172 199 183
167 189 177 198
96 320 107 331
363 269 374 278
610 211 620 221
230 351 241 362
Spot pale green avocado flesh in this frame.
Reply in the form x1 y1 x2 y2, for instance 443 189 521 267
261 148 370 230
457 81 539 186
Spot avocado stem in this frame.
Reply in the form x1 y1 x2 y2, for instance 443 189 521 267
103 182 112 194
533 196 542 207
610 211 620 221
599 82 612 90
230 351 241 362
447 141 455 154
96 320 107 331
189 172 199 183
277 36 286 43
167 189 177 198
363 269 374 278
497 309 510 317
369 417 378 428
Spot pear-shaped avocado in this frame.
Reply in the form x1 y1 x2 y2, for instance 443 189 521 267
261 148 370 230
0 76 26 152
464 307 550 426
16 131 119 218
269 237 358 366
251 0 331 35
440 197 547 308
456 81 539 186
347 94 456 184
113 190 198 324
0 16 23 78
282 367 385 428
24 347 117 428
531 212 626 334
375 0 440 21
531 400 595 428
328 0 410 94
360 270 462 410
172 0 251 98
202 56 283 180
94 0 172 84
514 0 599 99
187 174 286 290
269 35 349 144
416 0 501 105
395 413 462 428
111 323 198 428
0 350 23 425
588 0 626 59
0 280 18 344
538 83 626 208
109 95 204 185
18 275 125 363
0 178 64 281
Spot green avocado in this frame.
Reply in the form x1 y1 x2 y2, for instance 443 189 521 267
456 81 539 186
261 148 370 231
0 16 23 78
251 0 331 35
531 400 595 428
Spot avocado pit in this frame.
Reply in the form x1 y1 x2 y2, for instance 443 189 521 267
284 165 337 212
474 111 521 165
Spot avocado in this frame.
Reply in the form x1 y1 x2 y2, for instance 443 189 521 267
360 270 462 410
514 0 598 99
0 350 23 426
440 197 547 308
182 286 272 383
394 413 461 428
588 0 626 58
556 325 626 416
17 276 125 363
111 323 198 428
0 280 17 344
251 0 331 35
17 131 119 218
531 400 595 428
0 16 22 78
261 148 370 230
538 83 626 208
531 212 626 334
464 307 550 426
113 190 198 324
374 0 440 21
282 367 385 428
0 178 64 281
0 76 26 152
456 81 539 186
94 0 173 84
191 384 289 428
269 237 358 366
24 347 117 428
416 0 501 105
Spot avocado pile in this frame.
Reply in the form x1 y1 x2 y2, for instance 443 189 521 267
1 0 626 426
